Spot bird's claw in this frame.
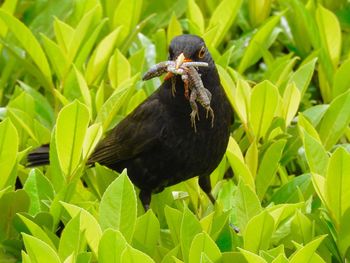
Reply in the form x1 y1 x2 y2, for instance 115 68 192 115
190 110 198 133
206 107 214 128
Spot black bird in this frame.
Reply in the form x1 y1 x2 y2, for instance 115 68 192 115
27 35 233 210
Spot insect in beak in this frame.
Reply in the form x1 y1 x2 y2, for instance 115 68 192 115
164 53 193 80
175 53 185 69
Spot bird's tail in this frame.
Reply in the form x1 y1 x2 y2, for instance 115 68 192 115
26 144 50 167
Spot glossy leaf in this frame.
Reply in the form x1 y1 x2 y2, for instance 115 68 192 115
0 10 52 88
167 13 182 45
325 147 350 225
234 181 262 232
55 100 90 176
113 0 143 45
22 233 60 263
289 236 326 263
318 90 350 150
187 0 205 34
189 232 221 263
255 140 286 199
206 0 243 47
282 82 300 126
301 129 328 176
243 211 274 253
239 15 281 73
0 119 18 190
121 245 155 263
250 80 279 139
316 5 341 68
61 202 102 257
85 26 122 84
98 229 127 263
108 49 131 89
132 209 160 256
99 171 137 242
248 0 271 27
333 59 350 98
58 214 85 261
23 169 55 215
180 206 202 262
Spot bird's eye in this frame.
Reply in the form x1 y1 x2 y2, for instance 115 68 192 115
198 46 206 58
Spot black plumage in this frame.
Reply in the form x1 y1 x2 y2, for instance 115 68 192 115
28 35 233 210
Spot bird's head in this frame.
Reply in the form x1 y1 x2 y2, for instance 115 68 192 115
168 35 214 68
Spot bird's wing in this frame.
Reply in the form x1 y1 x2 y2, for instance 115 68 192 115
88 95 166 167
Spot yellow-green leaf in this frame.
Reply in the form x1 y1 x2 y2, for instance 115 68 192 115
55 100 90 176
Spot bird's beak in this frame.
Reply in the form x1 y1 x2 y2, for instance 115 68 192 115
175 53 192 69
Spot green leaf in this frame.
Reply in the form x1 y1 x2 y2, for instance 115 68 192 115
316 5 341 68
333 59 350 98
132 209 160 256
271 174 313 204
53 18 74 52
318 90 350 150
17 214 56 250
233 79 251 125
239 248 268 263
58 214 85 261
233 181 262 232
55 100 90 177
41 34 69 80
189 232 221 263
22 233 61 263
82 123 103 160
73 67 92 116
301 129 328 176
61 202 102 257
0 119 18 190
243 211 274 253
180 206 202 262
339 208 350 258
298 113 321 142
248 0 272 27
7 107 39 143
113 0 143 45
238 15 281 73
108 49 131 89
121 245 155 263
282 82 301 126
250 80 279 139
99 171 137 242
226 137 255 188
164 206 182 245
23 169 55 215
325 147 350 226
245 139 258 176
167 13 182 45
74 18 108 69
0 10 52 88
205 0 243 47
187 0 205 34
255 140 286 199
289 235 326 263
68 5 102 61
98 229 127 263
96 75 137 131
288 58 317 99
291 210 313 245
0 190 30 241
85 26 122 84
217 66 237 117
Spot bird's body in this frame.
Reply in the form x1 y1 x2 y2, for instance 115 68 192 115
28 35 233 209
